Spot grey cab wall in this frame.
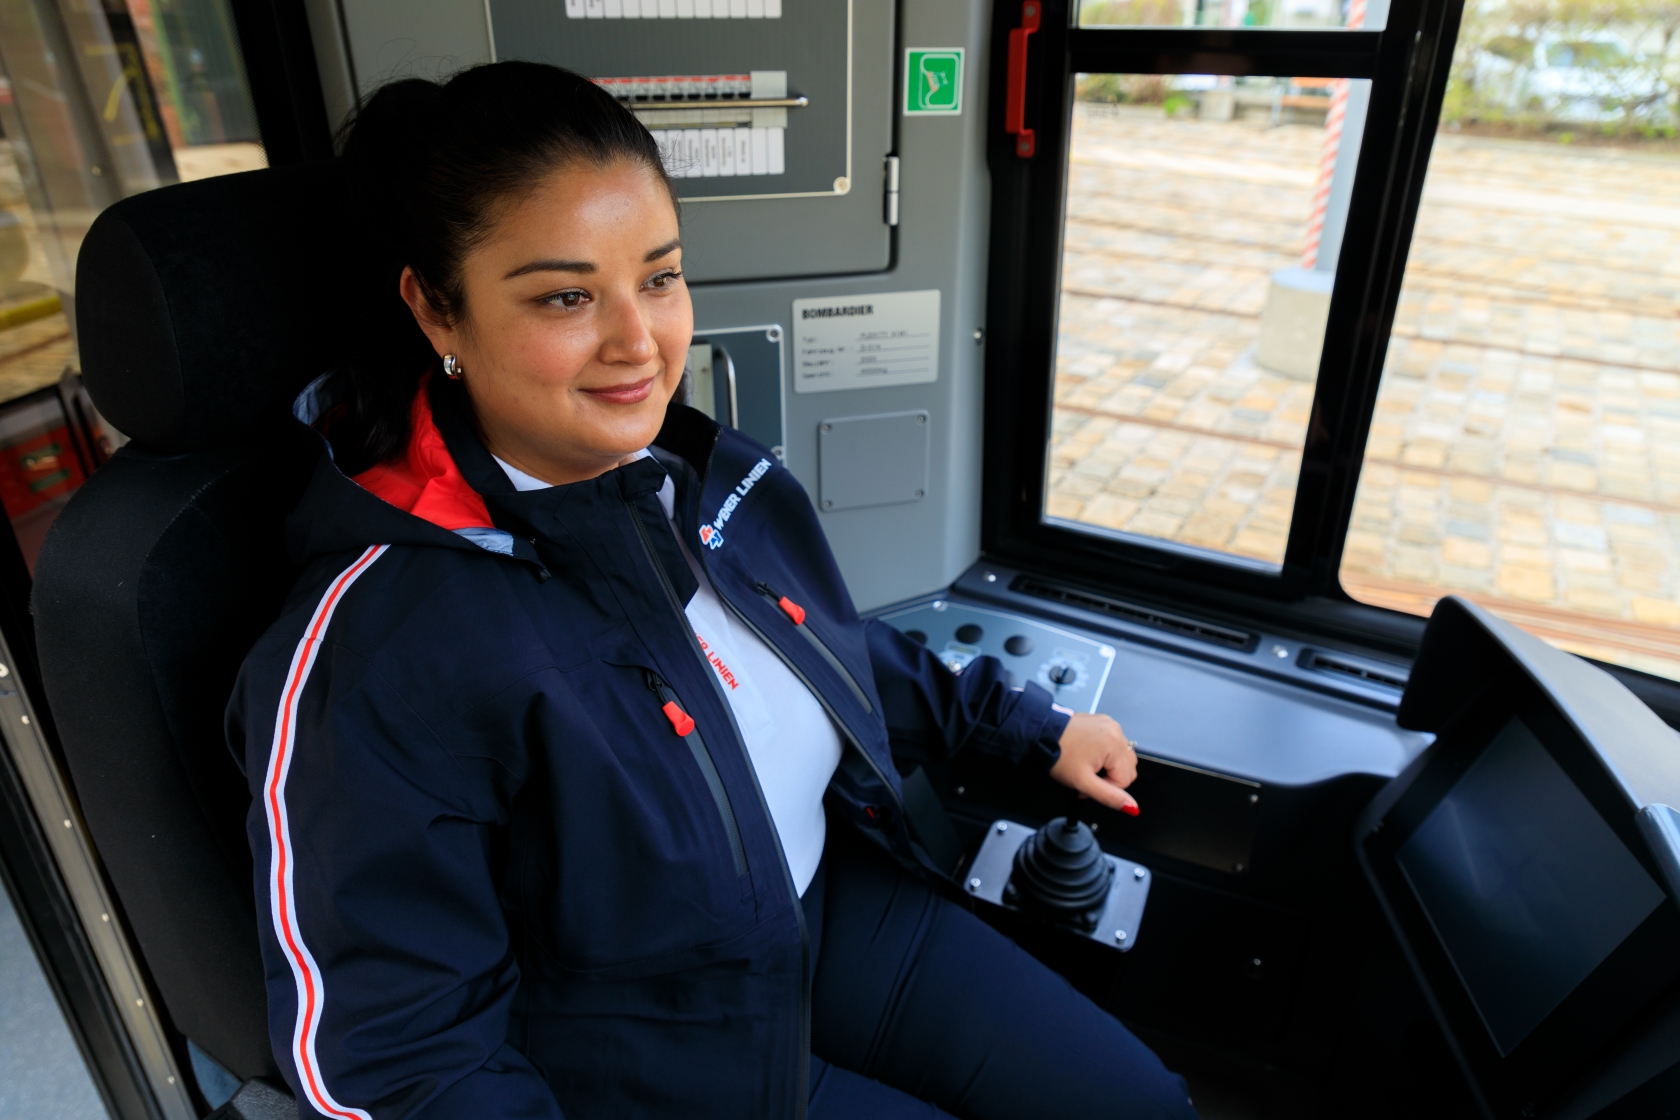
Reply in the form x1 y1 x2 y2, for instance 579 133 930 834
306 0 993 611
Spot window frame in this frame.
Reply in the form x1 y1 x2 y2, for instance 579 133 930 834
979 0 1468 620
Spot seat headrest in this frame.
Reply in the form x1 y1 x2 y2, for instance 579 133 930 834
76 162 362 453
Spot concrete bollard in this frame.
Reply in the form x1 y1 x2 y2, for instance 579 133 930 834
1255 266 1334 381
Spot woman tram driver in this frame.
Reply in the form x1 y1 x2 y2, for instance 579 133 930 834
231 63 1198 1120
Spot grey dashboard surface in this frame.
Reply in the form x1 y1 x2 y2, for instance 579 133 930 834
878 594 1432 788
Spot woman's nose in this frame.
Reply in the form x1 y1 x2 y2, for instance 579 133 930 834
600 294 658 366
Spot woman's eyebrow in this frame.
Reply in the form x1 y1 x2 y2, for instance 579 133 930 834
644 238 681 262
504 258 595 279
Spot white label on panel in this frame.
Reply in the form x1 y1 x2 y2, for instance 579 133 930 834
676 0 694 15
750 128 768 175
767 128 784 175
765 0 781 12
686 130 705 178
794 291 941 394
746 0 764 14
695 0 712 13
623 0 640 14
734 128 751 175
717 130 735 175
585 0 605 15
699 129 720 176
566 0 586 15
730 0 747 15
605 0 623 14
660 0 678 15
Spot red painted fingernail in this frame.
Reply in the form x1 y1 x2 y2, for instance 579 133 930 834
1121 803 1140 817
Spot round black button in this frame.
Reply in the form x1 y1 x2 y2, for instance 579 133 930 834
1004 634 1034 656
954 623 984 644
905 629 928 646
1048 664 1078 685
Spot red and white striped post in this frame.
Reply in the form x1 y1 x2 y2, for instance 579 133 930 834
1301 0 1366 270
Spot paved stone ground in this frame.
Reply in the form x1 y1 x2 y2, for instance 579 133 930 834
1051 103 1680 679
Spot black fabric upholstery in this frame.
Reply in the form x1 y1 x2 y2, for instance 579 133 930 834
35 429 319 1078
35 161 412 1080
75 163 348 452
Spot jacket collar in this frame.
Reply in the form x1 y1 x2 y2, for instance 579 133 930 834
285 369 725 569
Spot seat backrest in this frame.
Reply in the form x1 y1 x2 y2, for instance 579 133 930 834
32 162 382 1079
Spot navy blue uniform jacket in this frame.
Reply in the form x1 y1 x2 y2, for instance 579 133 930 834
227 377 1071 1119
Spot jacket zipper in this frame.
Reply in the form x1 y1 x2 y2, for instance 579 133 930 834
754 582 873 714
645 670 747 878
623 499 756 882
664 456 813 1118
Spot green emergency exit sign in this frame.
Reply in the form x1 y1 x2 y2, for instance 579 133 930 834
904 48 964 115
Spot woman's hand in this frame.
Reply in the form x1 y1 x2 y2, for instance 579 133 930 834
1048 713 1140 816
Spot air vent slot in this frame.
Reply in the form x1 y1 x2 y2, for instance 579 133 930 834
1300 650 1408 691
1011 577 1256 651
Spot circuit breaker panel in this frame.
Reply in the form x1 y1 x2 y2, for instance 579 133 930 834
483 0 892 281
489 0 852 201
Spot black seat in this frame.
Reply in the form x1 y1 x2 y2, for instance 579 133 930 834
32 162 411 1091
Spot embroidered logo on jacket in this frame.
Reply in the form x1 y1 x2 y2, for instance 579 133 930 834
701 457 772 550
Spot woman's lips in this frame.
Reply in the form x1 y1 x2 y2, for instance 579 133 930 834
581 376 656 405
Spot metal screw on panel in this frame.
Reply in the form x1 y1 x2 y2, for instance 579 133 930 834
1233 862 1246 873
101 913 109 922
955 786 966 796
766 326 782 342
1249 793 1259 805
0 663 11 677
1272 645 1289 658
20 715 29 725
996 822 1008 833
931 601 948 611
822 423 832 432
968 878 982 891
62 819 70 828
1252 958 1262 968
1133 866 1146 880
913 490 924 499
136 998 144 1007
822 500 833 509
1089 822 1098 833
984 572 997 582
1114 930 1128 943
168 1077 175 1085
917 413 926 424
973 328 984 342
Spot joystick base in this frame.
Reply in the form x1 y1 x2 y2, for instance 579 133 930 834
963 819 1152 952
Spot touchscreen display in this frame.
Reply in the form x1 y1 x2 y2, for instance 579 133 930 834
1397 718 1665 1056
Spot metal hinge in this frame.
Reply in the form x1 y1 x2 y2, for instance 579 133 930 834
884 155 900 226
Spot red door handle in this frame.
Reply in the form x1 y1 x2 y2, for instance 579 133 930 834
1005 0 1042 158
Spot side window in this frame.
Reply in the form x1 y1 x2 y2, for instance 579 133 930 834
1051 72 1370 569
1338 23 1680 682
0 0 264 571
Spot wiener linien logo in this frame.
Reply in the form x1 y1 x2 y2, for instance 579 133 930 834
700 457 773 550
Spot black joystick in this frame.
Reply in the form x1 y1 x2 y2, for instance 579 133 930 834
1005 817 1113 930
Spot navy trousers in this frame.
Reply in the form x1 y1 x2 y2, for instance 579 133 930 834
803 830 1199 1120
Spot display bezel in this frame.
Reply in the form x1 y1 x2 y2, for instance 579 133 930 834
1359 670 1680 1117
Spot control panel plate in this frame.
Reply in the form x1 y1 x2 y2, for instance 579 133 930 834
878 601 1116 713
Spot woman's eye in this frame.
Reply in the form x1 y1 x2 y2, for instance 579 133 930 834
545 289 588 309
646 270 683 290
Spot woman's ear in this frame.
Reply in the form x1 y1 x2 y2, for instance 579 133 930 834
399 266 456 357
